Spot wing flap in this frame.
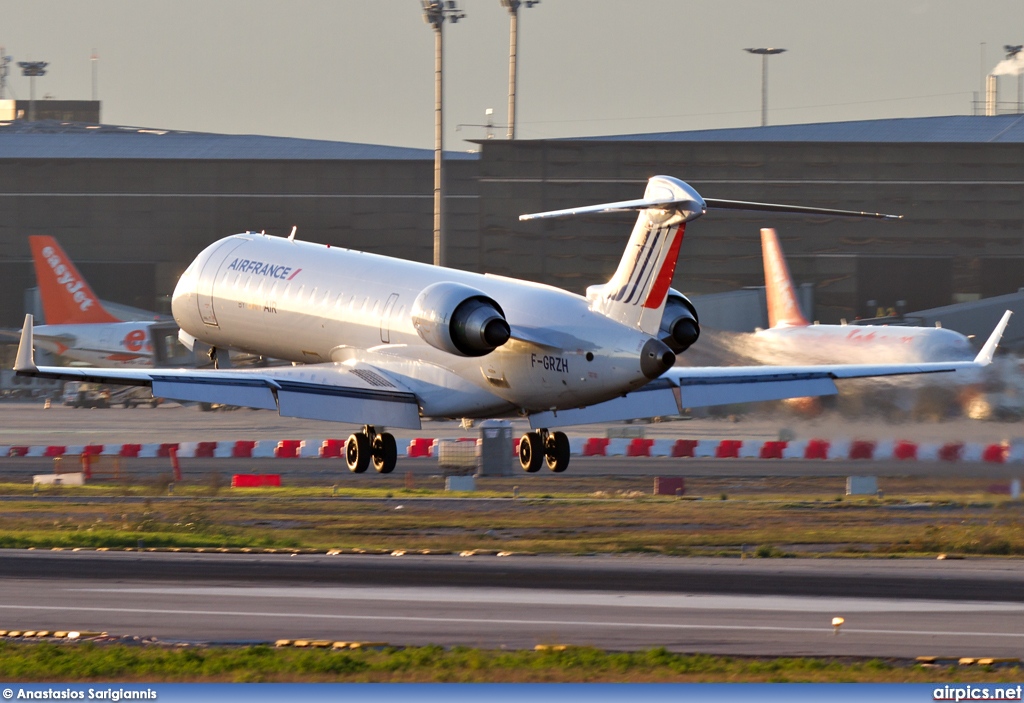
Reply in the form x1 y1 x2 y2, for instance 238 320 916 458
681 376 837 407
151 377 279 411
276 380 420 428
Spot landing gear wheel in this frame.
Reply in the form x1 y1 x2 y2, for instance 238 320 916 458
519 432 544 473
346 433 370 473
372 433 397 474
545 431 570 473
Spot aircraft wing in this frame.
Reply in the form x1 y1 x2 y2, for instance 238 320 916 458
529 311 1011 429
13 316 422 429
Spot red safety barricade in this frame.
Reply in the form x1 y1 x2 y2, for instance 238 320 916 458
157 443 179 458
194 442 217 458
849 440 876 460
232 441 256 458
759 441 786 459
654 477 685 496
804 439 830 460
119 444 141 458
82 445 103 456
626 438 654 457
893 440 918 460
715 440 742 458
43 446 66 457
407 438 434 458
275 440 303 458
320 439 345 458
582 438 610 456
231 474 282 488
983 444 1007 464
671 439 698 458
938 442 963 462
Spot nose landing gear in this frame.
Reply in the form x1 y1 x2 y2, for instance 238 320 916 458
519 429 570 473
346 425 397 474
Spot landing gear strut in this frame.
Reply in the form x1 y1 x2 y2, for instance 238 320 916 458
346 425 397 474
519 429 569 473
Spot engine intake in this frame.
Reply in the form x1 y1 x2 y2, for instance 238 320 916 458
411 282 510 357
660 291 700 353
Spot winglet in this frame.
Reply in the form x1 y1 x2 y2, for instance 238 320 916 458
974 310 1012 365
14 314 37 373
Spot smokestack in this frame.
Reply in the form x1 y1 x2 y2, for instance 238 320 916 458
986 74 998 116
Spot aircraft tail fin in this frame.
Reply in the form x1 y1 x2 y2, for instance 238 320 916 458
761 228 810 328
29 235 121 324
521 176 704 335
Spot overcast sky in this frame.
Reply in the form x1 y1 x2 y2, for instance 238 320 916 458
2 0 1023 150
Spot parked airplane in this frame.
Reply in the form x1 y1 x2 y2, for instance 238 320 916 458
24 235 166 367
754 228 976 364
13 176 1010 474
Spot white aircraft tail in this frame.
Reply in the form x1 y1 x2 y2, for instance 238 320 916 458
521 176 705 335
519 176 902 335
761 228 810 328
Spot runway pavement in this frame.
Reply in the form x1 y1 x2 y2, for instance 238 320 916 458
0 551 1022 657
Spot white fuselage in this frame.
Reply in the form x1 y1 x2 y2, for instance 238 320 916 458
753 323 975 365
171 234 660 419
32 321 156 368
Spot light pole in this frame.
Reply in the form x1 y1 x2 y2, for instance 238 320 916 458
91 49 99 102
0 49 11 100
744 48 785 127
1005 45 1023 114
500 0 538 140
422 1 465 268
17 61 48 122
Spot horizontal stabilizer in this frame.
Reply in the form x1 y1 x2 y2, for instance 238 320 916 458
705 198 901 220
520 196 704 221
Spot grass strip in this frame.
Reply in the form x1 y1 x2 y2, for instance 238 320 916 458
0 642 1020 683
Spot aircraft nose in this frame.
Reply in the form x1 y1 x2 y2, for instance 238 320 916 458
640 338 676 379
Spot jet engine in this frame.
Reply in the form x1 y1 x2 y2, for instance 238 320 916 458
411 282 511 357
659 289 700 353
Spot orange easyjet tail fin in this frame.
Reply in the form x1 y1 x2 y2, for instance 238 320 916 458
761 228 810 328
28 235 121 324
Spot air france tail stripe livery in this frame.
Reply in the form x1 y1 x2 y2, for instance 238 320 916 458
15 176 1010 474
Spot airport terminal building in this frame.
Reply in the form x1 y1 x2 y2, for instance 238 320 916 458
1 115 1022 330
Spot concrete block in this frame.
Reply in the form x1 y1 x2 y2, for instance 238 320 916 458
846 475 878 496
446 475 476 492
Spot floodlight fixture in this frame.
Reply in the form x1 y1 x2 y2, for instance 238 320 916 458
18 61 48 121
421 1 465 267
501 0 540 140
744 48 786 127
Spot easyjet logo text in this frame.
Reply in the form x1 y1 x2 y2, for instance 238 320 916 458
41 245 95 312
227 258 301 280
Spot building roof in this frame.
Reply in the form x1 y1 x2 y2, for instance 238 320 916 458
575 115 1024 143
0 120 478 160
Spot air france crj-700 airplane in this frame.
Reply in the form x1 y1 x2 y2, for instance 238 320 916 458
25 235 160 367
754 228 976 364
13 176 1011 474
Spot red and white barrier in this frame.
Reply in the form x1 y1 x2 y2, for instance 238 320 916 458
4 437 1022 464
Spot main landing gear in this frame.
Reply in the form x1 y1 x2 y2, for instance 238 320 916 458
519 429 570 473
346 425 397 474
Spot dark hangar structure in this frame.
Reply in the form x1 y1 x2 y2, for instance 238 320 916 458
0 115 1022 328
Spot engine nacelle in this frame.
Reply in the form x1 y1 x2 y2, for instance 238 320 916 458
411 282 511 357
660 289 700 353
